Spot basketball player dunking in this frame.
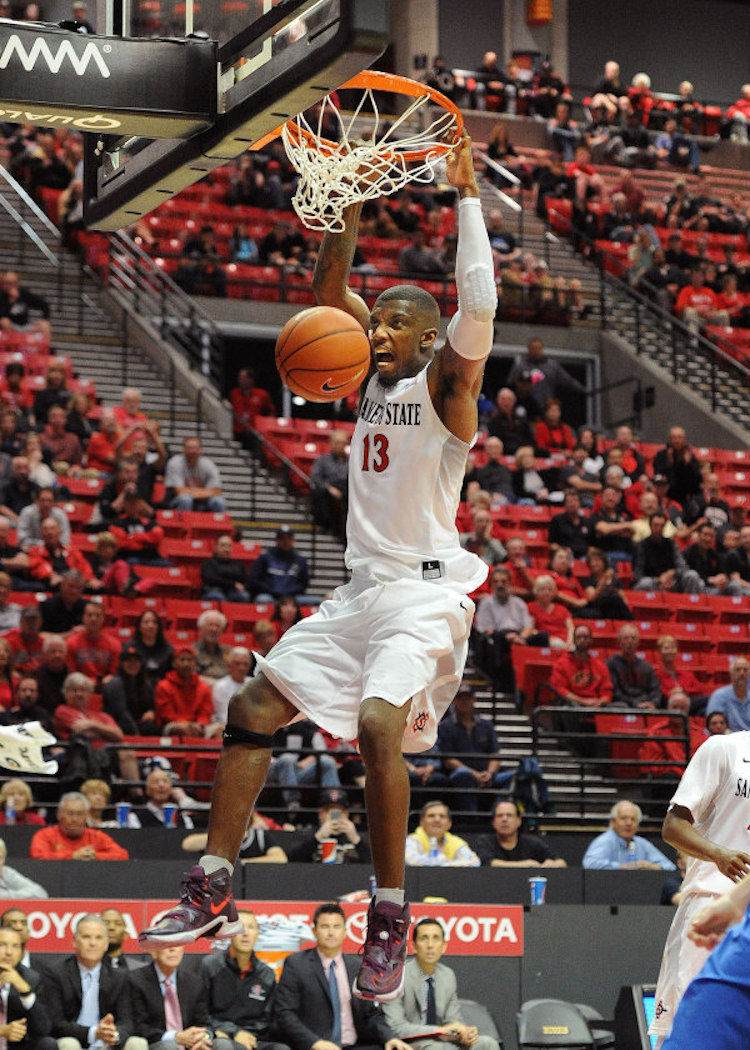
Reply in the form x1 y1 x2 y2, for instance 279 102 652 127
140 133 496 1003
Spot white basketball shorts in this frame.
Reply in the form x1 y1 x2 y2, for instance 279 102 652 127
254 575 475 753
650 892 716 1038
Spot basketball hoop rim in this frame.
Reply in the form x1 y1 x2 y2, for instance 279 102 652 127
283 69 464 163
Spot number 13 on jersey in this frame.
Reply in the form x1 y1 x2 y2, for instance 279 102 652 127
361 433 390 472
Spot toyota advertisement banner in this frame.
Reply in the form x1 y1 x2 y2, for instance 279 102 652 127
10 899 524 957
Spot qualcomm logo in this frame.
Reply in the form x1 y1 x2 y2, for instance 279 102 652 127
0 34 111 77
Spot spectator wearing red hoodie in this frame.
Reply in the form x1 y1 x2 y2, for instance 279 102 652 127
229 368 274 447
550 623 613 708
6 605 45 674
725 83 750 143
66 600 121 687
109 491 165 564
638 691 708 779
154 648 218 737
28 516 101 591
534 397 576 455
674 268 730 334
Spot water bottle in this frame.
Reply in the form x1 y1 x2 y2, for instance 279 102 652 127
4 800 15 826
428 836 440 864
368 874 377 899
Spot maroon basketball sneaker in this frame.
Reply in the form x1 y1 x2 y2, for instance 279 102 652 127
138 865 243 947
353 899 410 1002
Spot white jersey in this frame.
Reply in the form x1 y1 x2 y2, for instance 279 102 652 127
345 366 487 594
669 731 750 896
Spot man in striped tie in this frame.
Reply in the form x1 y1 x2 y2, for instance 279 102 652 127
382 919 500 1050
274 903 409 1050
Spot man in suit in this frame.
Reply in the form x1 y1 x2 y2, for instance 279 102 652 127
382 920 499 1050
0 924 55 1050
127 945 233 1050
45 913 133 1050
273 903 409 1050
101 910 144 973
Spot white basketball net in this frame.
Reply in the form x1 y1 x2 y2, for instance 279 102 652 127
281 86 460 232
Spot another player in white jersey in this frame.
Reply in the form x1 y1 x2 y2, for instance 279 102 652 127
650 731 750 1044
661 868 750 1049
140 133 497 1003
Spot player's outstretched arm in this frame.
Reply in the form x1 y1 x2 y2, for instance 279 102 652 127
312 201 370 331
663 805 750 882
430 132 497 444
689 873 750 949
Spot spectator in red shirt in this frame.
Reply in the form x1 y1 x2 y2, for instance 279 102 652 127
84 408 121 477
504 535 537 599
653 634 709 714
229 368 274 448
111 386 150 437
550 622 613 707
41 405 82 473
0 362 33 417
29 791 129 860
674 268 730 334
154 647 218 737
66 600 121 687
612 425 647 482
6 605 45 675
0 777 45 825
528 575 574 649
547 547 590 615
638 691 708 779
53 671 122 742
28 516 100 591
534 397 575 455
725 83 750 143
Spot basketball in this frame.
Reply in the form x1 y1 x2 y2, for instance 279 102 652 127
275 306 371 402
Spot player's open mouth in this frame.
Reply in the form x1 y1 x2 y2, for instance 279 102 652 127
375 351 394 365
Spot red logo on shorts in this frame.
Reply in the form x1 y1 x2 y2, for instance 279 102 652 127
412 711 429 733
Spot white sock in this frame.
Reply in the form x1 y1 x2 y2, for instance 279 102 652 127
200 854 234 876
375 887 405 907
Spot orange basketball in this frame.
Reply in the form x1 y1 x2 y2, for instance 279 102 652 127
275 306 371 402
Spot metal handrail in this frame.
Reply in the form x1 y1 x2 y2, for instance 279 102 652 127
107 231 225 393
552 217 750 412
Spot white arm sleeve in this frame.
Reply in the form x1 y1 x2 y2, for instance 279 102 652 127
446 196 497 361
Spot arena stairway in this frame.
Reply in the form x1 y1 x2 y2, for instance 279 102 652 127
477 176 603 326
465 669 619 821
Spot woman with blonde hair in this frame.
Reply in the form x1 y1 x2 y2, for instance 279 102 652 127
0 778 45 825
20 432 56 489
528 574 574 649
654 634 708 714
80 777 141 828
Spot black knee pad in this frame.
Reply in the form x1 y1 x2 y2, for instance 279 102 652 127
222 723 275 749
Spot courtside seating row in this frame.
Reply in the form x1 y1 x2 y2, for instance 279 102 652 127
0 352 72 378
1 373 96 400
512 642 743 715
45 509 239 542
258 416 750 471
2 593 300 634
0 331 51 353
